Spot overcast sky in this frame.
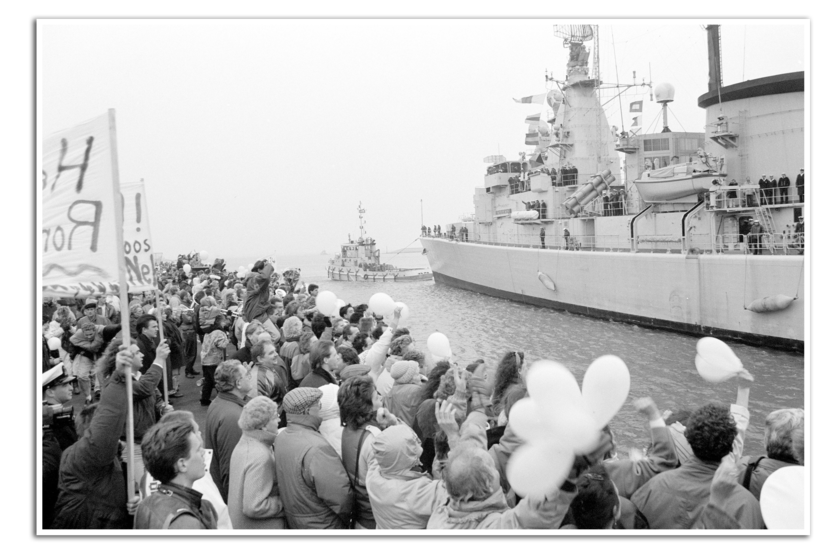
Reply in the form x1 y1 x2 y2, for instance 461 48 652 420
39 19 805 259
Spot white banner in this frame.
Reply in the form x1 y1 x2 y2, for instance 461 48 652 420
120 181 157 292
42 113 121 297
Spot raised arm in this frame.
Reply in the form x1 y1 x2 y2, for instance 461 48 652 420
76 346 132 467
605 397 678 498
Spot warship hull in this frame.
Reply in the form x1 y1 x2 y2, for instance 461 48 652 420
421 237 804 351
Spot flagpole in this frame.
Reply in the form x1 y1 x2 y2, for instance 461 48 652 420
108 108 137 501
420 199 423 229
155 288 169 405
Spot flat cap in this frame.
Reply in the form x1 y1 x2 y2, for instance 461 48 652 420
283 387 323 415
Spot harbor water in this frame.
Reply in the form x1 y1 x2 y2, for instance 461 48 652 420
227 251 805 457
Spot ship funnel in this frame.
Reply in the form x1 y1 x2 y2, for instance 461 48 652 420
562 169 616 215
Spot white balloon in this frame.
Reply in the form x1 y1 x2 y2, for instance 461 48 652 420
369 293 395 317
336 299 346 309
760 466 804 529
394 301 411 323
695 337 743 383
581 355 631 428
248 263 254 270
545 400 601 454
316 291 338 317
694 354 734 383
426 332 452 359
200 250 209 260
47 337 61 350
238 265 246 274
526 360 579 408
507 398 552 442
506 441 574 498
182 264 191 273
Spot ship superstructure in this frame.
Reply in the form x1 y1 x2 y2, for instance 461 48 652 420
421 24 805 350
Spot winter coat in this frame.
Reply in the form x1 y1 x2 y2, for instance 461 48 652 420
299 367 336 388
136 332 158 373
366 424 449 529
341 424 381 528
69 327 104 378
383 383 422 427
228 428 286 529
134 482 218 530
201 329 229 366
113 361 165 444
205 392 249 503
736 455 799 501
631 456 764 529
273 413 353 529
604 424 678 498
51 370 129 529
162 319 184 369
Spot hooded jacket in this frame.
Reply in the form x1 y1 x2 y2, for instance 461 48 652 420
425 417 575 530
228 428 286 529
273 412 354 529
366 424 449 529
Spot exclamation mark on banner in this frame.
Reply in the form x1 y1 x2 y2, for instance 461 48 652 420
135 192 141 232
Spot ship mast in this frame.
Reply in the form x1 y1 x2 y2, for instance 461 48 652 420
357 201 366 241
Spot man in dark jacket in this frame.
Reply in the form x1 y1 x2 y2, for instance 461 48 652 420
796 168 805 203
205 360 253 503
274 387 353 529
299 340 341 388
777 172 791 204
134 419 218 529
51 345 136 529
161 308 184 398
242 260 274 324
135 314 160 373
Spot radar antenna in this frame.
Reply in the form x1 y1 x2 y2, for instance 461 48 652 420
553 24 594 45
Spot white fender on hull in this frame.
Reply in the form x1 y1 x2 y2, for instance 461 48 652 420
746 294 796 313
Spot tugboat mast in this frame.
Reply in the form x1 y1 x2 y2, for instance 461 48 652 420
357 202 367 241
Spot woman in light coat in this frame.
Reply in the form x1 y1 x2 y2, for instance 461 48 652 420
228 396 286 529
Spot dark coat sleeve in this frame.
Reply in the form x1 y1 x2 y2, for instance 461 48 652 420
133 362 163 400
79 371 129 468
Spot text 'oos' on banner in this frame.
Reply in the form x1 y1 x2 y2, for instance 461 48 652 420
120 181 157 293
42 112 122 297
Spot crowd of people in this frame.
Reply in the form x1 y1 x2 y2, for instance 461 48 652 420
41 258 805 531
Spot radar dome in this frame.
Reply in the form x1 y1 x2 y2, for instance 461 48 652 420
654 83 675 103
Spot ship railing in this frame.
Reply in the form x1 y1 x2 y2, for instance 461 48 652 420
758 184 804 206
707 184 802 210
710 232 804 255
454 233 634 252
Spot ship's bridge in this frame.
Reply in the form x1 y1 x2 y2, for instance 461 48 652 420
485 161 527 193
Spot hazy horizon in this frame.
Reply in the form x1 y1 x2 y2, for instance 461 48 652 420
40 19 806 262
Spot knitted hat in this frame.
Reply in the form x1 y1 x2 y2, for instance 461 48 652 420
318 384 340 421
390 360 420 385
283 387 323 415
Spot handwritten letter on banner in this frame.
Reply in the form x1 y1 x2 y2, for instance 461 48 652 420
120 181 157 293
42 112 122 297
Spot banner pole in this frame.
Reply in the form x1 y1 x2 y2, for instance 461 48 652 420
108 108 137 501
155 288 168 405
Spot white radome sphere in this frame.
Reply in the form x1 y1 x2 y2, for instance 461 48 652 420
654 82 675 103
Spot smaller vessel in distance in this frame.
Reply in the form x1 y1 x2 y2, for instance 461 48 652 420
327 202 433 282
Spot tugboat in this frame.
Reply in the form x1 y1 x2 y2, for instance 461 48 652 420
327 203 433 282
